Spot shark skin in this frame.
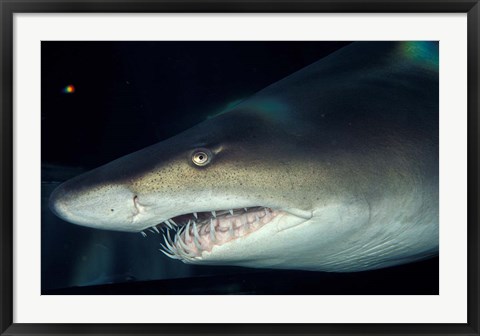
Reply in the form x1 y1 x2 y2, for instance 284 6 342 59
49 42 439 272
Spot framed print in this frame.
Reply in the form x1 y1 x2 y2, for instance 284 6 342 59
1 1 479 335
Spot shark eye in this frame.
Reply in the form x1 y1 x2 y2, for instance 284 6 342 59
192 149 212 166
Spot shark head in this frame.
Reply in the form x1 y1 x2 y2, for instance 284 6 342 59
49 108 332 269
49 42 439 272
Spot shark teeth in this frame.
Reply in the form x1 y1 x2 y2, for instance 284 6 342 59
164 220 173 229
157 206 279 261
192 222 202 250
209 218 216 242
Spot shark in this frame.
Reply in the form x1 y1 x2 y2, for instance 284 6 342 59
49 41 439 272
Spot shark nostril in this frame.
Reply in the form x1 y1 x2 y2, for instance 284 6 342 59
133 195 144 216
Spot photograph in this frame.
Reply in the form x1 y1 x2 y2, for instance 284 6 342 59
41 41 440 295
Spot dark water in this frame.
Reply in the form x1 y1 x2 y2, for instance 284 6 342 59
41 41 438 294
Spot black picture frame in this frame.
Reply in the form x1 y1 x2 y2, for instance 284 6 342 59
1 1 478 335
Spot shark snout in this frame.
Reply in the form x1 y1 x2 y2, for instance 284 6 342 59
48 183 70 219
49 178 144 232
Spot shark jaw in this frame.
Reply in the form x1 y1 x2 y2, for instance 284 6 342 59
139 206 311 263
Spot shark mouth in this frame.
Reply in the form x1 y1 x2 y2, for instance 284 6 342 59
141 207 281 262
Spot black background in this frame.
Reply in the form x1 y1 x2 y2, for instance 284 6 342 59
41 41 438 294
